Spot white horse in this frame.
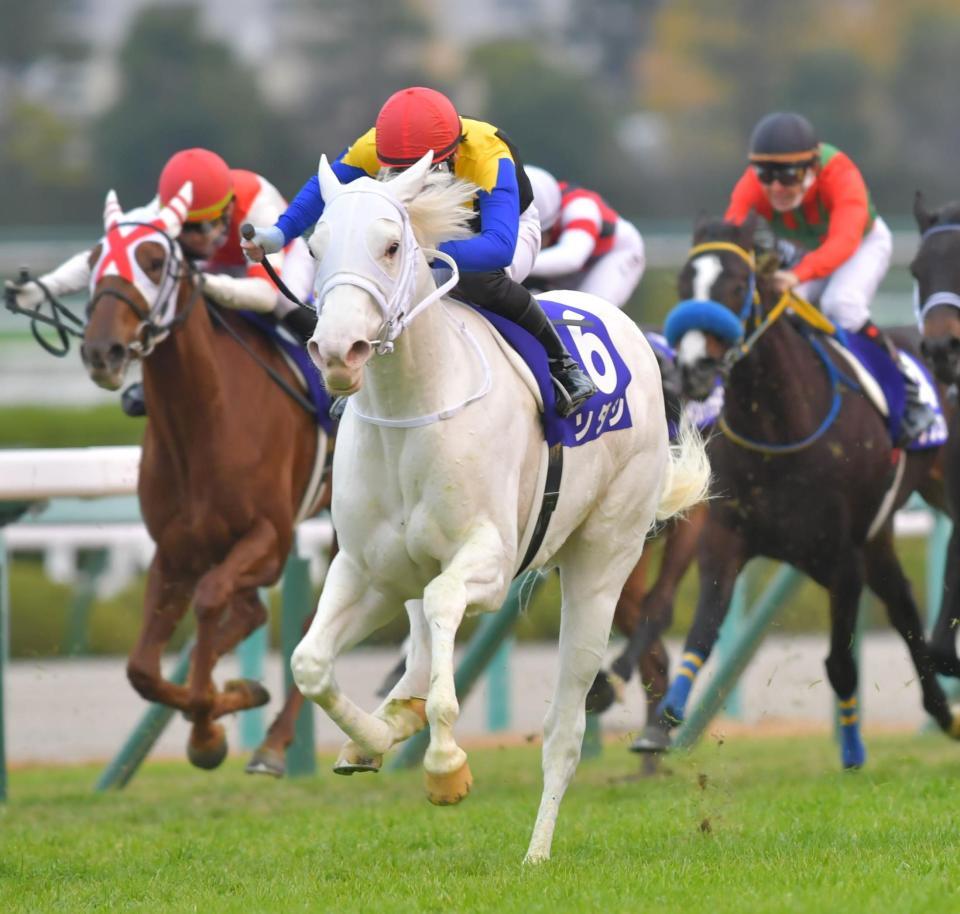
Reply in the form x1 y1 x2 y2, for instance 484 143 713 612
291 151 710 862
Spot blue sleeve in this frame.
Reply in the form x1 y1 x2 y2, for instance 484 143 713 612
438 159 519 272
276 154 368 243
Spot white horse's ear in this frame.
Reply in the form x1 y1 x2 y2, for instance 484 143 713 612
386 150 435 204
157 180 193 237
318 154 343 204
103 190 123 230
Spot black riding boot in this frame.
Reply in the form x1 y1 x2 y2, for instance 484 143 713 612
280 307 318 346
455 270 597 417
529 301 599 418
862 322 936 444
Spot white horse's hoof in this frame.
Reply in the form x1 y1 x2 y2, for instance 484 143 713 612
425 761 473 805
333 742 382 775
523 851 550 865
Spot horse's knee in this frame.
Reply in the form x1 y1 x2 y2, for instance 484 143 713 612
290 645 334 701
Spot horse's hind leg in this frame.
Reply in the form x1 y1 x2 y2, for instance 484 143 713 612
526 517 652 864
928 526 960 677
865 530 957 735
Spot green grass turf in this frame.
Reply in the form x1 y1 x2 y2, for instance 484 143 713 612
2 733 958 913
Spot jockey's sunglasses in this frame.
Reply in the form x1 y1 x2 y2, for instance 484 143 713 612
752 162 812 186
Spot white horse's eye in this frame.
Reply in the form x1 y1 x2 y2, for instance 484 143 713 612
386 241 400 257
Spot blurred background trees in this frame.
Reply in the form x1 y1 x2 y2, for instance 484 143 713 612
1 0 959 225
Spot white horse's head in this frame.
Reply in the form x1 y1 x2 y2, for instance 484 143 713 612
307 150 476 395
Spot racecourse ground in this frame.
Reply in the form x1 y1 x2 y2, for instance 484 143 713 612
2 733 958 913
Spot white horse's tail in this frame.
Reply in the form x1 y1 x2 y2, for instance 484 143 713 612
655 414 711 522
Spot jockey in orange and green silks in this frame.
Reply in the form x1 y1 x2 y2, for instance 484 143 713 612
725 111 935 442
243 86 598 417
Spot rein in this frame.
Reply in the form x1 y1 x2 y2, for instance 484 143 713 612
205 302 317 417
4 268 86 357
682 240 854 456
914 223 960 327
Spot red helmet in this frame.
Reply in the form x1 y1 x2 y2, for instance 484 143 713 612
158 148 234 222
375 87 462 168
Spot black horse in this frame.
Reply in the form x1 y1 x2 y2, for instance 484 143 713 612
637 214 957 768
911 192 960 677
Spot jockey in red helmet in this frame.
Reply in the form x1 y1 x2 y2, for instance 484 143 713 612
6 147 316 414
525 165 646 310
243 86 597 416
726 111 934 441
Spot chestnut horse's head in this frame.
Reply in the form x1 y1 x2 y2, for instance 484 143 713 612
665 213 760 400
912 191 960 387
81 183 193 389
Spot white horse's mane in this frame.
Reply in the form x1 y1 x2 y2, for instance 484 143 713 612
381 170 477 250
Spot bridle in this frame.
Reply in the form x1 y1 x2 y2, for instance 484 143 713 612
914 223 960 328
667 240 856 455
87 221 203 358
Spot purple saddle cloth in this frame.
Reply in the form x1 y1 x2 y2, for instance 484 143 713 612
475 299 633 448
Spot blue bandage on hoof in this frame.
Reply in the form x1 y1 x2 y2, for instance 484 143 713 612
664 300 744 348
658 651 705 725
838 697 866 769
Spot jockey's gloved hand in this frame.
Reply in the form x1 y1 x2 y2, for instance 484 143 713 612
775 238 805 269
240 225 284 263
4 278 44 311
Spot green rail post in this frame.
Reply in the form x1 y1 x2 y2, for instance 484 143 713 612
581 712 602 759
485 636 513 732
674 565 804 750
713 570 751 719
1 529 9 803
237 620 268 750
64 548 108 656
388 570 545 771
281 552 315 777
94 639 194 791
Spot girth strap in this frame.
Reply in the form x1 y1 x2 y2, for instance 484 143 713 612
516 443 564 575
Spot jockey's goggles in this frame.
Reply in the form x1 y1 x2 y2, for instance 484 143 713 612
752 161 814 186
182 209 230 235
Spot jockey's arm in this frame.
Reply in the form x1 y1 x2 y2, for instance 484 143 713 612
724 167 769 223
4 250 93 311
206 175 312 312
438 159 520 273
792 160 870 283
531 197 603 278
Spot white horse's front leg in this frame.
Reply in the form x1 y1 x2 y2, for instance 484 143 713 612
421 525 506 805
291 551 399 757
334 599 432 774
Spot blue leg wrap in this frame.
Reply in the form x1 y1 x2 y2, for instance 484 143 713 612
658 651 705 725
838 697 866 769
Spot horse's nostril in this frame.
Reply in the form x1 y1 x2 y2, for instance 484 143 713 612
346 340 371 367
949 337 960 353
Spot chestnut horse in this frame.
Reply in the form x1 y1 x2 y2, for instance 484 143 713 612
80 184 326 771
911 192 960 676
641 215 958 768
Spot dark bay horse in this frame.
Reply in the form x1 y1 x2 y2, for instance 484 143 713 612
81 187 327 771
639 215 958 768
911 192 960 677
